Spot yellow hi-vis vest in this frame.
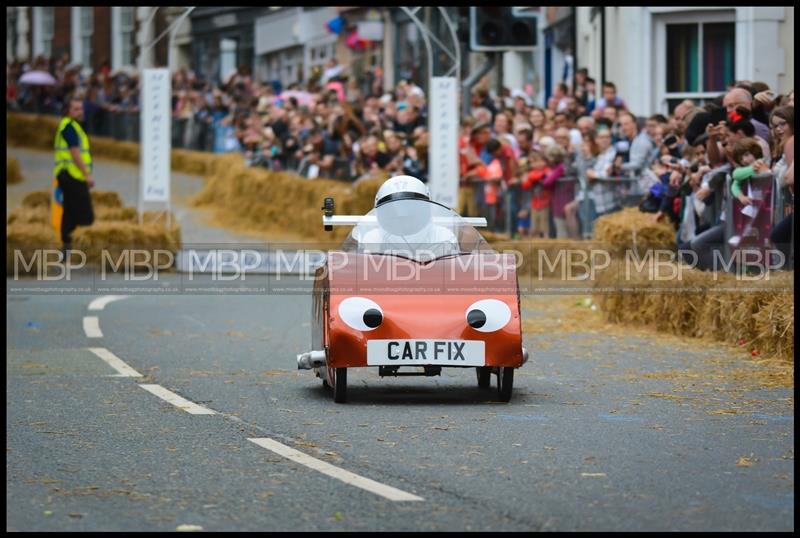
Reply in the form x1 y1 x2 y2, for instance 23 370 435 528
53 117 92 180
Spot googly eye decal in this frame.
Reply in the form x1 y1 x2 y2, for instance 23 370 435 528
338 297 383 331
466 299 511 333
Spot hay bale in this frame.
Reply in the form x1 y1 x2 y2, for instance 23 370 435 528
593 260 794 362
91 190 123 208
7 113 58 149
72 220 181 267
752 294 794 361
20 188 123 211
6 223 58 274
95 206 138 221
593 207 675 256
7 156 23 184
6 206 49 225
190 153 380 242
10 200 135 226
21 190 51 209
171 149 217 177
8 113 223 177
91 138 140 163
488 238 595 279
8 183 181 273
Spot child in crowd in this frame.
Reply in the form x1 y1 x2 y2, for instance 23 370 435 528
516 205 532 237
540 144 570 238
728 137 767 247
520 149 551 237
481 142 505 231
731 137 766 205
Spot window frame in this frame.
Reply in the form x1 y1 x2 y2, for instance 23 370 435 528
120 7 135 67
41 7 54 58
654 10 736 114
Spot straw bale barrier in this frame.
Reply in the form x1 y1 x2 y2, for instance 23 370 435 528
6 190 133 224
71 218 181 267
21 190 52 209
20 189 124 210
191 152 386 242
6 206 49 225
8 113 792 360
487 238 596 279
7 113 215 176
6 113 56 148
593 261 794 362
6 223 59 274
593 206 676 255
7 156 23 184
8 189 180 274
8 113 379 240
90 190 123 208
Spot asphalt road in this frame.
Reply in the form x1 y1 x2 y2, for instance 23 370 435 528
6 274 794 531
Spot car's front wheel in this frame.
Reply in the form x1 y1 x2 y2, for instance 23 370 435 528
497 367 514 402
333 367 347 403
476 366 491 388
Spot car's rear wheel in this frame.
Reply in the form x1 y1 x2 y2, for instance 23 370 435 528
333 367 347 403
497 367 514 402
476 366 491 388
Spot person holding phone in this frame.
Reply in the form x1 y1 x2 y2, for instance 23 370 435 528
767 106 794 269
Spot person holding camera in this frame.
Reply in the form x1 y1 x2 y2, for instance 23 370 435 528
652 156 689 225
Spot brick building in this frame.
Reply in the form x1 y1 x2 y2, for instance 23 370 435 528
7 6 168 73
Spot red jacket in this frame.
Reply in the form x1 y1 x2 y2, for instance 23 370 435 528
524 166 553 210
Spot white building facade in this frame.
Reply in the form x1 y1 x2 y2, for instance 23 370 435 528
576 6 794 115
253 7 339 88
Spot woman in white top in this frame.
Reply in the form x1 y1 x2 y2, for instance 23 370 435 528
763 106 794 268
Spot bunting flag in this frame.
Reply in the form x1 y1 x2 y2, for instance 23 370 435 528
345 30 371 51
326 16 345 35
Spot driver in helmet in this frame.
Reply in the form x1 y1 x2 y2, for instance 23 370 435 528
356 175 459 259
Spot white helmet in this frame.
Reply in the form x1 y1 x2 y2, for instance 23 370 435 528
374 175 430 207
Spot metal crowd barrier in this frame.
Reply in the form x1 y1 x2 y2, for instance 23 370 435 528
497 156 646 239
18 103 246 156
721 172 781 269
500 174 581 237
704 169 728 227
573 150 643 238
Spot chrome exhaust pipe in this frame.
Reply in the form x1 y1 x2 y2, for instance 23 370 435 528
297 350 327 370
522 347 529 365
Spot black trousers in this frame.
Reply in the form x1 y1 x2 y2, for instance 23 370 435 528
57 170 94 246
770 213 794 269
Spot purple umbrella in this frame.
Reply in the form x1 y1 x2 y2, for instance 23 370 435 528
19 70 58 86
279 90 315 107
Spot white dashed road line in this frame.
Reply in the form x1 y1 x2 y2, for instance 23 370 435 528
83 316 103 338
138 384 217 415
85 295 422 502
88 295 130 311
247 437 424 502
87 347 142 377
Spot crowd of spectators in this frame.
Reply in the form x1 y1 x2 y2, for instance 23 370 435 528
7 56 794 268
457 69 793 270
7 56 429 182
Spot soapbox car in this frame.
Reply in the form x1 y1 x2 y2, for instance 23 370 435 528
296 192 527 403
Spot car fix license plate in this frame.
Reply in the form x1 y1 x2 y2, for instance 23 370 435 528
367 340 485 366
